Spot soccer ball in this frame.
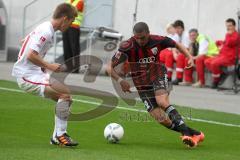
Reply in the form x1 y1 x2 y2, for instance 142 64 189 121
104 123 124 143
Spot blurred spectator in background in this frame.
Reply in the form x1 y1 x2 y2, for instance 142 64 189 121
166 23 180 42
205 18 239 89
63 0 84 73
159 23 180 81
172 20 191 85
179 29 219 87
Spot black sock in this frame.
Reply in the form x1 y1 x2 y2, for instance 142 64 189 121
165 105 192 136
167 122 189 134
187 127 201 135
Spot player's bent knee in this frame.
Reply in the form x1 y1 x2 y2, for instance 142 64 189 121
156 100 169 110
155 93 170 109
59 94 72 101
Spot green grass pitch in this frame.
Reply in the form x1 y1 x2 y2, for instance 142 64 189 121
0 80 240 160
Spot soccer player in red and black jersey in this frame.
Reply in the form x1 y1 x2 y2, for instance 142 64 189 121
107 22 205 148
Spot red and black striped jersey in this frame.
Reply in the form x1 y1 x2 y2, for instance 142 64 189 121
112 35 176 89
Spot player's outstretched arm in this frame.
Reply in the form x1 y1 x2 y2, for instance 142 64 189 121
27 49 61 72
106 61 121 81
106 62 131 93
175 42 194 68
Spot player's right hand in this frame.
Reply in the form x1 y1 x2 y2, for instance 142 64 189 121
47 63 61 72
120 80 131 93
185 56 194 69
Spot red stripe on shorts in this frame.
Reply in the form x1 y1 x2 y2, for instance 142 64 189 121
22 77 50 86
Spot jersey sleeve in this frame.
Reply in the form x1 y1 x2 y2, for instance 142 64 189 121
111 40 133 67
182 35 190 48
160 36 177 49
111 51 128 68
29 31 51 54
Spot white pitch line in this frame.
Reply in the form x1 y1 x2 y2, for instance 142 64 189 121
1 86 240 128
0 87 24 93
186 117 240 128
73 98 147 113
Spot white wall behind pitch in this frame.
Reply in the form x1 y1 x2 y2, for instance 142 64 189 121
114 0 240 41
197 0 240 41
2 0 62 47
2 0 240 47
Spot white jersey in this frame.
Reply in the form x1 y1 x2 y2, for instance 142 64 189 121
179 31 190 49
198 39 209 56
167 33 180 43
12 21 54 78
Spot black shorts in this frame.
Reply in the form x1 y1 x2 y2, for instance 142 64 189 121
138 73 172 112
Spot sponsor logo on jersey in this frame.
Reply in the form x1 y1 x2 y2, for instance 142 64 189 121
139 56 155 63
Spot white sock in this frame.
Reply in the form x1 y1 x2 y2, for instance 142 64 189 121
52 118 57 140
55 115 68 137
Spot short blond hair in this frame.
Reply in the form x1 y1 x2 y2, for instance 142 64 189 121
166 23 174 30
53 3 77 20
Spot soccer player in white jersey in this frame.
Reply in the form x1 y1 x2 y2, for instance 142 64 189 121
12 3 79 147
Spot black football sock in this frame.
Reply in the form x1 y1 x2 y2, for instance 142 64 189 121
165 105 191 136
187 127 201 135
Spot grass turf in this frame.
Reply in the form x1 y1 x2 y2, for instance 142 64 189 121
0 80 240 160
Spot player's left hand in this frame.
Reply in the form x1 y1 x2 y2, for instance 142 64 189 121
120 80 131 93
185 57 194 69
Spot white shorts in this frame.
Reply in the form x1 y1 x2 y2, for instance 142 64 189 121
16 73 50 97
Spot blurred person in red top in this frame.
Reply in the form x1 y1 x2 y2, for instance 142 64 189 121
205 18 239 88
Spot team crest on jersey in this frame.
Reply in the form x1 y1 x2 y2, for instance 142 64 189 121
40 36 46 43
151 47 158 55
